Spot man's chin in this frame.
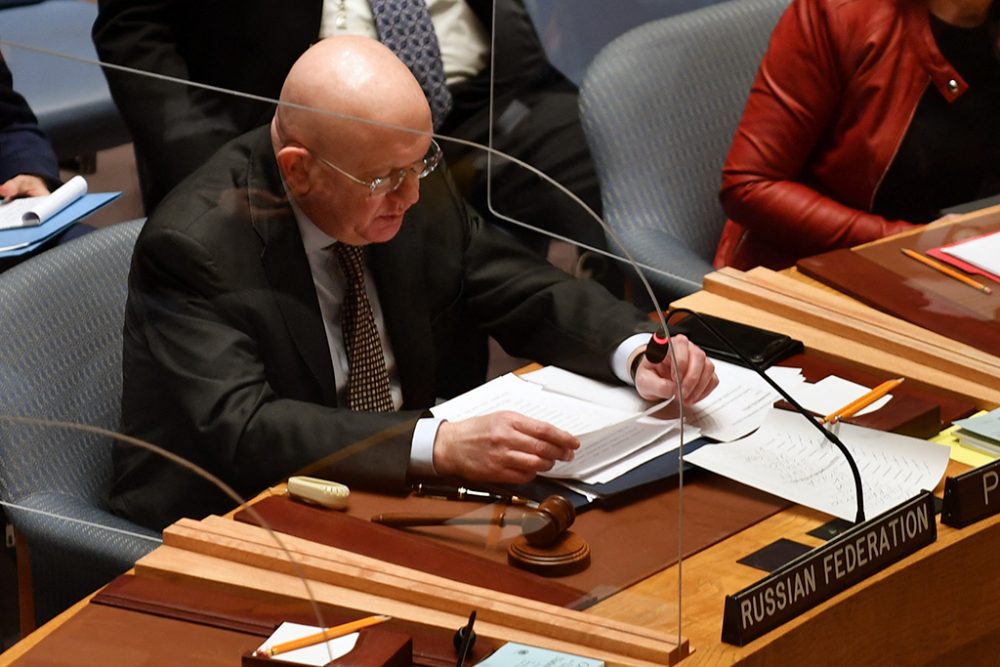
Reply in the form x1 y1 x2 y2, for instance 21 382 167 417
366 215 405 243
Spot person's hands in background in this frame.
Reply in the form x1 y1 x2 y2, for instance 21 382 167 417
0 173 50 202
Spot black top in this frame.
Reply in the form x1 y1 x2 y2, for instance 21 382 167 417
873 8 1000 222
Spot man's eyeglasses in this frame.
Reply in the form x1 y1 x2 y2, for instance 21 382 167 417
310 139 443 198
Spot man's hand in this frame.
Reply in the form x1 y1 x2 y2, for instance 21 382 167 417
634 334 718 405
432 411 579 484
0 174 50 202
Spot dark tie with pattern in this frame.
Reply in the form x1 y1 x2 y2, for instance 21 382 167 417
333 242 395 412
370 0 453 128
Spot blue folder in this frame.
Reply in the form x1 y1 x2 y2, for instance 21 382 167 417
0 192 120 257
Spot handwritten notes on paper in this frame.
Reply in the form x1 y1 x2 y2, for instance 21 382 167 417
687 410 950 521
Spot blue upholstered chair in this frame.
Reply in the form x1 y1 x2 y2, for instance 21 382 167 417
1 0 129 166
579 0 790 301
0 220 159 628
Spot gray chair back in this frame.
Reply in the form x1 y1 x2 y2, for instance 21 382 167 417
0 220 158 625
580 0 790 300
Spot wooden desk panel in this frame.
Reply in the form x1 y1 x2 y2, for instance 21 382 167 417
6 265 1000 664
798 212 1000 356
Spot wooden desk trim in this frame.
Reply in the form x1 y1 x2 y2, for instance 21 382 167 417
673 290 1000 408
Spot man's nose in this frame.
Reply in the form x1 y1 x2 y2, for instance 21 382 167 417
390 170 421 207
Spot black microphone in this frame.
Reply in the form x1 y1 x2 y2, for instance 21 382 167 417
657 308 866 523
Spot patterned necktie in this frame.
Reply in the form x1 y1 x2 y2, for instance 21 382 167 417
370 0 453 128
333 242 395 412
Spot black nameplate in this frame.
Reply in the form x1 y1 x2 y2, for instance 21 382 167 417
941 458 1000 528
721 492 937 646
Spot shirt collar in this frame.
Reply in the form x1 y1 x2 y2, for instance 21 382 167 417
288 188 340 264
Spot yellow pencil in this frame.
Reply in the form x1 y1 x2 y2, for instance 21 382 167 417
901 248 992 294
823 378 904 424
257 614 391 657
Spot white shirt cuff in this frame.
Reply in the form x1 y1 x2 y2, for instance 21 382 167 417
613 333 651 385
409 416 444 477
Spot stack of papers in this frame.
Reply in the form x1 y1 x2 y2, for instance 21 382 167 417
432 373 690 484
431 362 931 517
952 409 1000 457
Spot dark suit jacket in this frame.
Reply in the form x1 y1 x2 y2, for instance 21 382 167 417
92 0 559 210
112 125 648 530
0 55 59 187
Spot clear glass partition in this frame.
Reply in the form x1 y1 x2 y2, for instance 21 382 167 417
0 2 754 662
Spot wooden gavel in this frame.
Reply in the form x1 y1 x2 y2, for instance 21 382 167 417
371 495 575 547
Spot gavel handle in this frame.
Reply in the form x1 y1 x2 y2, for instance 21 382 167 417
371 512 515 528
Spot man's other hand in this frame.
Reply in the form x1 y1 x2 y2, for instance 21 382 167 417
432 411 579 484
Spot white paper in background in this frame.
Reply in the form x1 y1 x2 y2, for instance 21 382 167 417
788 375 892 417
254 622 358 666
0 175 87 230
765 366 806 384
687 409 950 521
940 229 1000 276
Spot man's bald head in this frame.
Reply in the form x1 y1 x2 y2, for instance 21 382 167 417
270 36 436 246
275 36 432 155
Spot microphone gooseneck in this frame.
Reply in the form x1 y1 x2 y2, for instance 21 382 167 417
664 308 866 523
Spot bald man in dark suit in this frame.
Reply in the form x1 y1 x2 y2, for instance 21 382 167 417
112 37 716 531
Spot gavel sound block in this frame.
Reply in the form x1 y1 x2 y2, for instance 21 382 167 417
371 495 590 576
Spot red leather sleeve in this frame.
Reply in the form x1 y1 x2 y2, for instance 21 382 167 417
718 0 913 266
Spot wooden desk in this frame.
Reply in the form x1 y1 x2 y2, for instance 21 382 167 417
5 275 1000 665
797 207 1000 356
7 457 999 666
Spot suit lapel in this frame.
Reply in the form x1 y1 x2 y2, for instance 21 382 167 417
247 129 338 405
372 220 436 409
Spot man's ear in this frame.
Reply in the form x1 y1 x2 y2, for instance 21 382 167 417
275 146 312 197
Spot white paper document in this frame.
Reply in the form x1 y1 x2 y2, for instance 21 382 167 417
0 175 87 230
431 373 683 481
521 365 653 414
787 375 892 417
683 361 790 442
687 409 950 521
940 229 1000 276
524 360 788 443
254 622 359 666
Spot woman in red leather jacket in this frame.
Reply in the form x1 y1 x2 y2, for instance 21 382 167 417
715 0 1000 270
